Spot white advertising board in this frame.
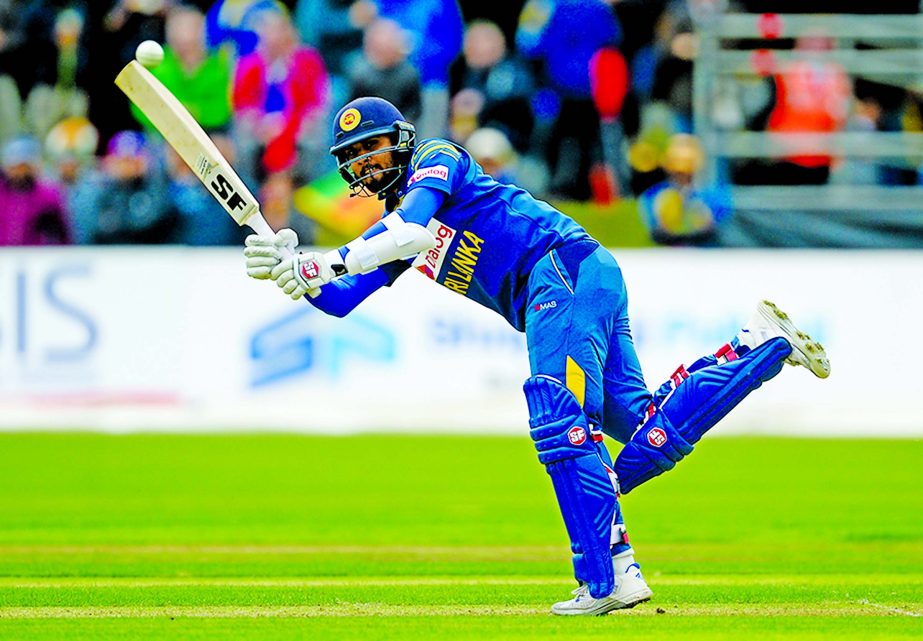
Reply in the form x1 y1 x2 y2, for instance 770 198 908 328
0 247 919 436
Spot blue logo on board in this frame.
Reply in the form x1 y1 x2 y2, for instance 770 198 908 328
249 306 395 387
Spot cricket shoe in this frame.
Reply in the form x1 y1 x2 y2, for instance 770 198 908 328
550 563 653 616
740 300 830 379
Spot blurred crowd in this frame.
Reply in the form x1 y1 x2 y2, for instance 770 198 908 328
0 0 921 248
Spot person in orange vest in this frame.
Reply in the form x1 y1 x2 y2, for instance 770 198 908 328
764 32 851 185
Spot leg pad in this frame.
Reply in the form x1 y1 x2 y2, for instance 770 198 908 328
615 337 790 494
525 375 617 598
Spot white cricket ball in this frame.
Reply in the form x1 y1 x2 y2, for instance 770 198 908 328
135 40 164 68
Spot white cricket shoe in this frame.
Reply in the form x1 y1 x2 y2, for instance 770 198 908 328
740 300 830 379
550 563 653 616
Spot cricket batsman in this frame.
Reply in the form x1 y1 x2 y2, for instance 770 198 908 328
243 97 830 615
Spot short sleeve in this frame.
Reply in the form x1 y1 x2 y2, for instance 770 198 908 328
405 139 466 196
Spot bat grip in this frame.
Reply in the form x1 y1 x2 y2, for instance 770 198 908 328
247 209 319 298
246 211 293 258
246 211 275 236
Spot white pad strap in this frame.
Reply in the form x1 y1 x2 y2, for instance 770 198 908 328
345 238 378 272
343 213 436 275
381 212 418 246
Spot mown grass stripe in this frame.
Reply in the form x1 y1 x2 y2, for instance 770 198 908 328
7 542 915 555
857 600 922 617
0 603 915 619
0 545 560 554
0 577 564 589
0 574 918 589
0 605 544 618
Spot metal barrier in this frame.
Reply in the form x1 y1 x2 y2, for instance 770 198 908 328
692 11 923 212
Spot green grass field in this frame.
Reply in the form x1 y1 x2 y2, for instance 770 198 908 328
0 433 920 640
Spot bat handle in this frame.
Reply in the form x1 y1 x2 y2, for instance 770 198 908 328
247 209 320 299
245 210 294 258
245 211 275 236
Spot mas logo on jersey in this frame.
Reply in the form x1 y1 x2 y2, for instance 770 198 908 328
412 220 456 280
339 108 361 131
533 301 557 312
647 427 667 448
568 425 587 446
407 165 449 186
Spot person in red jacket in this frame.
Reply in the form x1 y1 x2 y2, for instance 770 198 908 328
0 136 71 246
232 7 331 182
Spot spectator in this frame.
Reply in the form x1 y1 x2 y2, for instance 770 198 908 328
0 136 71 246
0 75 20 145
132 4 233 133
0 0 26 86
0 0 23 142
637 133 731 246
164 138 245 245
646 4 696 133
465 125 548 195
294 0 371 108
372 0 464 138
456 2 526 48
44 116 99 244
45 116 99 187
516 0 622 200
259 168 316 244
851 77 918 186
23 5 90 144
450 19 534 152
86 0 167 147
761 32 851 185
232 7 330 182
466 126 515 181
102 0 168 36
346 18 420 121
70 130 174 244
610 0 668 76
448 88 484 148
205 0 280 58
830 89 886 187
0 0 58 102
592 0 667 142
625 100 683 196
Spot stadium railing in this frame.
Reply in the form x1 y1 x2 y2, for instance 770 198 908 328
692 11 923 213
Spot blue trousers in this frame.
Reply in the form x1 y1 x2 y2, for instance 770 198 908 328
524 243 650 444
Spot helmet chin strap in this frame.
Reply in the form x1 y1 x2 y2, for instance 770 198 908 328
337 131 414 198
346 164 405 198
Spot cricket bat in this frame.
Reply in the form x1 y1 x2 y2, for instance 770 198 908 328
114 60 277 237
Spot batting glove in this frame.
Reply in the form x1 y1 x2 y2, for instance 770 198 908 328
272 250 345 299
244 228 299 280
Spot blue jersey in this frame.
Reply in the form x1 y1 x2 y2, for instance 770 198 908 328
388 138 594 330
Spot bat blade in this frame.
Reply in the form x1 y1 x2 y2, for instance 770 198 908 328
115 61 270 233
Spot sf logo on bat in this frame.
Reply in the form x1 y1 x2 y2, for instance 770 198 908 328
211 173 248 211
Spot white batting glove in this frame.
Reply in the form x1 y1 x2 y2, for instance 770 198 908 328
244 228 299 280
271 250 344 299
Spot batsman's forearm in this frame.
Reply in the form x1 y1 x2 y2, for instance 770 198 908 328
306 269 389 318
341 214 435 275
336 186 444 275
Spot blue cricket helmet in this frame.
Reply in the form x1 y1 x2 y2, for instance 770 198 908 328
329 97 416 197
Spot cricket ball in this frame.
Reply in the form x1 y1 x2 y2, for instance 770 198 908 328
135 40 164 68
